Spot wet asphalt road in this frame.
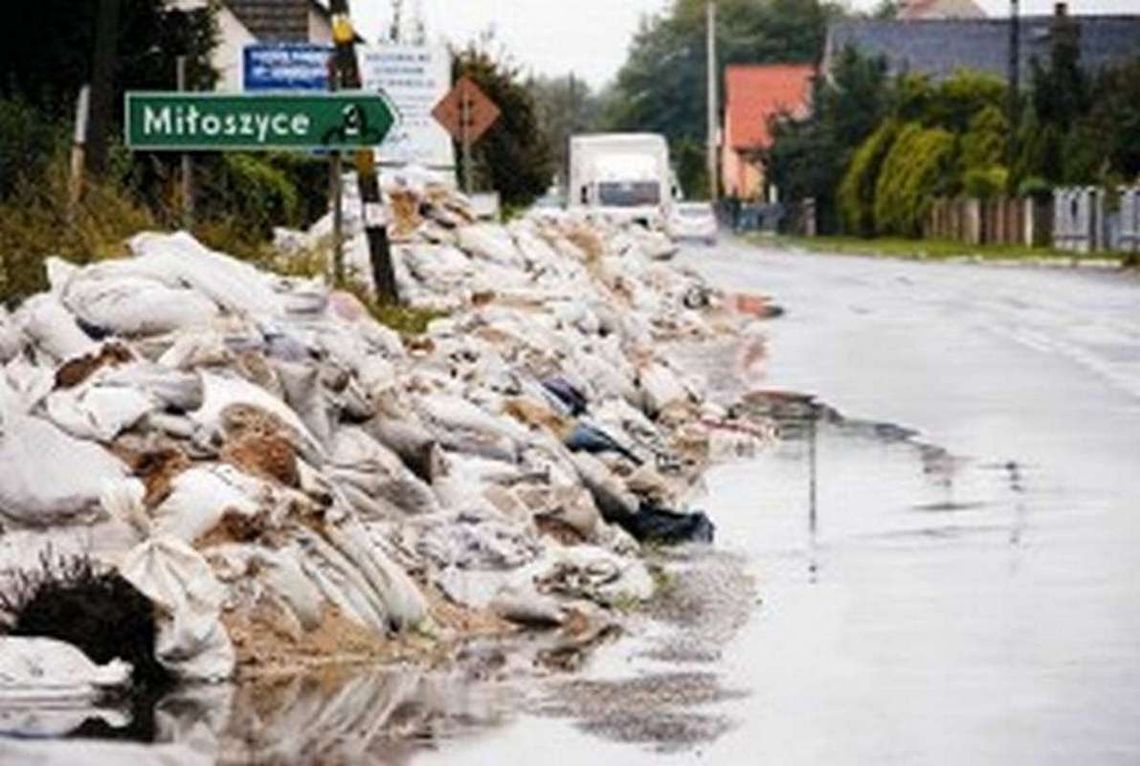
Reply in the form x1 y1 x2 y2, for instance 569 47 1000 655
422 237 1140 765
689 239 1140 765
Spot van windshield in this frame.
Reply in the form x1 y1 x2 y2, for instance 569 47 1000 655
598 181 661 207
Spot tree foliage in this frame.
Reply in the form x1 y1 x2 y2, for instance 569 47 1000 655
837 119 898 236
766 45 890 232
527 74 603 190
873 123 955 237
453 46 555 208
605 0 834 196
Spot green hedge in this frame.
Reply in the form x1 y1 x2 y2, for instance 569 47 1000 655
873 122 956 237
838 120 900 237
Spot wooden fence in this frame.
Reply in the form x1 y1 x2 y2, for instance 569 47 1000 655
925 197 1053 247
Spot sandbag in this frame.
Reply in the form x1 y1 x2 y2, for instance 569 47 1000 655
151 466 262 544
0 309 22 362
12 294 97 362
44 383 153 442
0 636 130 703
0 410 127 525
62 273 219 336
118 536 236 682
128 231 283 317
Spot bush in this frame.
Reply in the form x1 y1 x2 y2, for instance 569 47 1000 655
0 99 64 202
963 166 1009 199
838 120 899 236
873 122 956 237
0 158 155 303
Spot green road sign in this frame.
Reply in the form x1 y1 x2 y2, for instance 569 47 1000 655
125 92 396 151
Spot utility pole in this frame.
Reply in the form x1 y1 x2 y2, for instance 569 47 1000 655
1008 0 1021 176
177 56 194 230
706 0 719 204
329 0 400 304
86 0 120 177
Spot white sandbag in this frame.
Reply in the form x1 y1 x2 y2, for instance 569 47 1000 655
98 363 204 412
119 536 235 682
274 361 334 446
323 508 427 630
62 273 219 336
157 330 234 371
127 231 283 316
44 383 153 442
0 739 212 766
638 361 691 416
417 394 529 445
0 637 130 703
0 410 127 525
329 428 441 517
402 244 473 289
12 294 96 362
0 309 22 362
1 357 54 414
152 466 261 544
456 224 527 268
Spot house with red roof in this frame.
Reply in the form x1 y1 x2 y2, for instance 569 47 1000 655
722 64 815 201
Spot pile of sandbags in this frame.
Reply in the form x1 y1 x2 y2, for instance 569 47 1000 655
0 178 768 685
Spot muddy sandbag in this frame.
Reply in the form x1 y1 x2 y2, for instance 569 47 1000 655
12 294 97 363
119 536 236 682
0 409 127 525
151 466 262 544
192 372 323 461
0 637 130 703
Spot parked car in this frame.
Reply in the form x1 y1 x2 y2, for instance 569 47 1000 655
668 202 718 245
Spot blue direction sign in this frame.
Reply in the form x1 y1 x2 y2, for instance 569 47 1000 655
243 44 335 92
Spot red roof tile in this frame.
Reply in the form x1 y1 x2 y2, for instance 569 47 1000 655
724 64 815 151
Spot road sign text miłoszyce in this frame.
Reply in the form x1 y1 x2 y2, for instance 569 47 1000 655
125 92 395 151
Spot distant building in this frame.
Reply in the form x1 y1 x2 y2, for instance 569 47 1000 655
897 0 986 21
824 5 1140 83
722 64 814 201
171 0 336 91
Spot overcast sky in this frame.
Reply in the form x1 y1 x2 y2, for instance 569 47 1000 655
349 0 1140 89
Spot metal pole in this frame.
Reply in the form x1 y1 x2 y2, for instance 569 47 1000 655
706 0 719 204
329 0 400 304
177 56 194 230
1008 0 1020 177
462 90 473 196
327 56 344 285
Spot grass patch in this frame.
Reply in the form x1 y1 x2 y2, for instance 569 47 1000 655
755 234 1127 264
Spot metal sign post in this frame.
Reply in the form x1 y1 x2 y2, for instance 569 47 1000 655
328 0 400 305
431 76 500 195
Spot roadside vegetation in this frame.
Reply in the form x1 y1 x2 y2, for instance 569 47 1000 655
0 2 555 316
765 13 1140 241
